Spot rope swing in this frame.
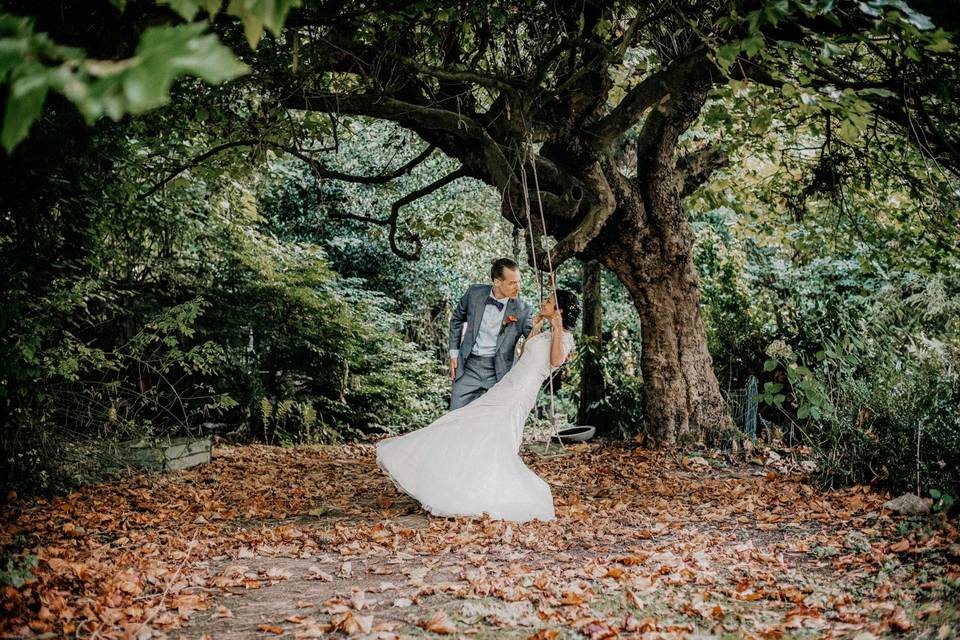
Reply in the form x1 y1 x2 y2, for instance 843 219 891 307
515 141 567 454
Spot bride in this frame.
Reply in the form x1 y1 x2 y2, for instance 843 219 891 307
375 289 579 523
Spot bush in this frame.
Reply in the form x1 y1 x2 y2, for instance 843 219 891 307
760 275 960 497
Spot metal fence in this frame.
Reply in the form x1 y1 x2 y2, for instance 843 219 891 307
725 375 760 442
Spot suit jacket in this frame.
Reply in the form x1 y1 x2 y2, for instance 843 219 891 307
449 284 534 382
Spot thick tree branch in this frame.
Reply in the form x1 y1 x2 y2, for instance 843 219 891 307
277 141 436 184
282 90 516 188
388 53 525 93
588 51 704 147
677 143 730 198
283 90 481 133
139 139 437 200
332 166 470 260
540 161 618 268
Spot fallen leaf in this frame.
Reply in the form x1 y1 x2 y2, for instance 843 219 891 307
419 610 456 634
257 624 284 634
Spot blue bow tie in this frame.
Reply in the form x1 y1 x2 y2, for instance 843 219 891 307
485 296 505 311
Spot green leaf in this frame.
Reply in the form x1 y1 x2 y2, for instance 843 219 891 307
750 108 773 134
925 33 955 53
858 87 896 98
740 34 765 57
764 0 790 27
158 0 203 21
838 117 861 144
763 358 778 371
858 1 932 28
226 0 303 48
107 22 248 114
716 42 740 72
2 67 49 153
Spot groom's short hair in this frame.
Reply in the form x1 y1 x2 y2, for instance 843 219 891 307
491 258 519 281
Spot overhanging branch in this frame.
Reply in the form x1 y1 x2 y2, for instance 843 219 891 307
677 143 730 198
541 162 617 268
284 91 485 140
388 53 525 93
138 138 437 200
138 139 259 201
277 141 436 184
587 53 699 147
331 166 470 260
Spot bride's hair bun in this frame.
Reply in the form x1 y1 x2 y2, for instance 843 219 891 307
554 289 580 330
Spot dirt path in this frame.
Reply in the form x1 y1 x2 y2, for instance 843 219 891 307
2 442 958 639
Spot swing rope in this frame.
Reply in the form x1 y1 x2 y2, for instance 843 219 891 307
516 141 566 453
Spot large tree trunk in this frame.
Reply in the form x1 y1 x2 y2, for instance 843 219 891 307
595 170 734 447
577 259 606 430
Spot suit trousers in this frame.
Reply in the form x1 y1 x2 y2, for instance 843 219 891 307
449 354 497 410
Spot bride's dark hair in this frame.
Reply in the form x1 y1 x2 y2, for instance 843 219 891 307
554 289 580 330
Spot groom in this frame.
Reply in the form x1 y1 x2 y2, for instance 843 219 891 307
448 258 535 409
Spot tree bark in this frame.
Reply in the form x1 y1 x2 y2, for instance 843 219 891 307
577 259 605 430
594 174 734 447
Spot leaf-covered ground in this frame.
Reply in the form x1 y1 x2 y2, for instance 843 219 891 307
2 441 958 639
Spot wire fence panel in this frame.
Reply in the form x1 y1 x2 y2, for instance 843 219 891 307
725 375 759 442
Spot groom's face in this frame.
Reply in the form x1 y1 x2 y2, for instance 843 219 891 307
494 267 521 299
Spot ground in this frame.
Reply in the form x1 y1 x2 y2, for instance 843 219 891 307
1 440 958 639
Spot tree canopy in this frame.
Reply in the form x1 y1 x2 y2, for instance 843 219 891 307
1 0 958 459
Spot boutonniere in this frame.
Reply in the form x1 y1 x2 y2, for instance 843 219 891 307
500 315 518 332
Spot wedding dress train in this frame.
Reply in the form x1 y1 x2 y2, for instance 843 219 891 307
375 330 575 523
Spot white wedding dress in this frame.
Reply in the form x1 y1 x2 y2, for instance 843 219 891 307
376 329 575 523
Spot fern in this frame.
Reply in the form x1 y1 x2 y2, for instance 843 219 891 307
259 398 273 429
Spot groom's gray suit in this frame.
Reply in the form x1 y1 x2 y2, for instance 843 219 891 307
449 284 534 410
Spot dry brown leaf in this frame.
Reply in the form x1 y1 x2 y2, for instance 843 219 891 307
265 566 292 580
887 606 912 632
605 567 625 579
419 610 457 634
889 539 912 553
257 624 284 634
330 611 373 635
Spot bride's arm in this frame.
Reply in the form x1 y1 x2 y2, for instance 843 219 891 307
550 327 566 367
518 314 544 358
548 313 572 367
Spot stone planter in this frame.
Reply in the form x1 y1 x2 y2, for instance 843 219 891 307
114 436 211 471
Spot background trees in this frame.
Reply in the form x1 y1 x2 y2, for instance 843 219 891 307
1 0 957 501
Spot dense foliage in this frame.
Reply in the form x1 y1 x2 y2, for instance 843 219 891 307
1 1 958 504
1 101 456 494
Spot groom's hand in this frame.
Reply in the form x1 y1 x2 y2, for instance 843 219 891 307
449 357 458 380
